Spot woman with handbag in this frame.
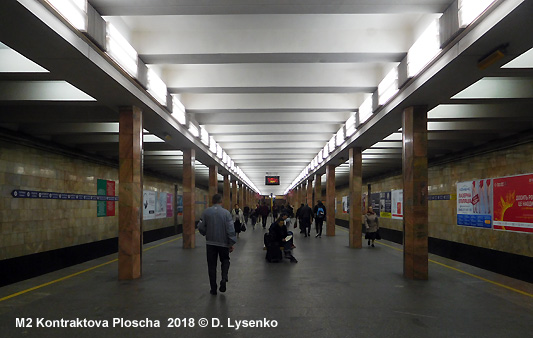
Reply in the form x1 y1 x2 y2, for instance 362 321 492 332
231 204 246 238
364 207 379 247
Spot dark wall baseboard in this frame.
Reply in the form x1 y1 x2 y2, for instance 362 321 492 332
336 218 533 283
0 225 182 287
3 221 531 287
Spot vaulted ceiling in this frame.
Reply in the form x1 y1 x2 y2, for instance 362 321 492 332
0 0 532 196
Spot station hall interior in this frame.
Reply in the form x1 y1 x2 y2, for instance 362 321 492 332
0 0 533 336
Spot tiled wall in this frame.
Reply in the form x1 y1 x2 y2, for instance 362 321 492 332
334 141 533 258
0 140 208 260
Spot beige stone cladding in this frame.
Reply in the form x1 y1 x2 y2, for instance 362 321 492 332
0 140 209 260
332 141 532 258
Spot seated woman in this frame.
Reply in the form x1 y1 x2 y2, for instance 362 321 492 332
268 212 297 263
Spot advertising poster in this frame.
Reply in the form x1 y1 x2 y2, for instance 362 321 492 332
176 195 183 216
166 193 173 218
370 193 381 215
457 180 492 228
493 173 533 233
155 192 166 219
97 179 107 217
342 196 349 213
106 180 115 217
379 191 392 218
391 189 403 219
143 190 156 220
362 194 367 214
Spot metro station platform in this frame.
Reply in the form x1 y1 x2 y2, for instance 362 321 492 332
1 223 532 338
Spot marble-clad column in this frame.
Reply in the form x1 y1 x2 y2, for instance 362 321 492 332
223 174 230 210
349 147 362 248
208 165 218 206
118 106 143 280
183 148 196 249
326 165 336 236
231 178 237 208
238 181 244 207
403 106 429 280
307 177 314 206
315 174 322 206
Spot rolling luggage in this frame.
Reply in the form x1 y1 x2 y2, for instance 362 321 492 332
264 233 282 263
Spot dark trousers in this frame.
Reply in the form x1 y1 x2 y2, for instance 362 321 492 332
261 215 268 228
206 245 230 292
301 219 311 236
315 218 324 236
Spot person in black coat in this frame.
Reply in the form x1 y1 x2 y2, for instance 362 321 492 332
268 213 297 263
299 203 313 237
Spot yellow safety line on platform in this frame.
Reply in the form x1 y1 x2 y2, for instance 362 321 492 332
336 226 533 299
0 235 183 303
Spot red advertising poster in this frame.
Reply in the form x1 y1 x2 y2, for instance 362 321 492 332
106 180 116 216
166 193 173 218
493 173 533 233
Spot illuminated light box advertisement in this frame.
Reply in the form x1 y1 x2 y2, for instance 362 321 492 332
457 179 492 228
265 176 280 185
391 189 403 219
493 173 533 233
143 190 156 220
370 193 381 215
379 191 392 218
342 196 349 213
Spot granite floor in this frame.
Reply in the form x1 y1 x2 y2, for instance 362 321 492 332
1 222 532 338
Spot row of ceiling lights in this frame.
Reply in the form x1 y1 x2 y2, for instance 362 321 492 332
42 0 262 194
284 0 499 195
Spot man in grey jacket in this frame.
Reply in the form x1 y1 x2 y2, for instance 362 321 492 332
198 194 237 295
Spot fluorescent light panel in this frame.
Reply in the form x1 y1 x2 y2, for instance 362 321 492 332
407 18 441 77
209 136 217 153
188 123 199 138
171 96 187 125
345 113 356 136
458 0 496 28
336 127 345 146
105 22 138 78
378 67 399 105
146 68 167 106
200 126 209 146
46 0 87 31
502 48 533 68
358 96 373 124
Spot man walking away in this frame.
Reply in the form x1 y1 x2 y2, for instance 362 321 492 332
300 203 313 237
198 194 237 295
313 200 326 238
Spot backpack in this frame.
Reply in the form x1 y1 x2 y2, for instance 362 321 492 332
316 206 325 219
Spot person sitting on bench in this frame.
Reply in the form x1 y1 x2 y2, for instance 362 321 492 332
268 212 297 263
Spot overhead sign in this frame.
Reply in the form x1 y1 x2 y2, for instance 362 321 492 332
265 176 280 185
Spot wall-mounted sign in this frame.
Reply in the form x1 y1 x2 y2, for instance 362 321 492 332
265 176 280 185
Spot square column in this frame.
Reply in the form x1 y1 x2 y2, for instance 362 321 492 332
118 106 143 280
208 165 218 206
326 165 336 236
307 178 314 206
183 148 196 249
231 178 237 208
349 147 363 248
402 106 429 280
223 174 231 210
238 182 244 207
314 174 322 205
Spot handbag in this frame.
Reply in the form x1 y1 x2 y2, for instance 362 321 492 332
375 229 382 240
241 224 247 232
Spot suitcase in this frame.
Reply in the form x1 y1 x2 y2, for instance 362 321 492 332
264 233 282 263
266 245 282 263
